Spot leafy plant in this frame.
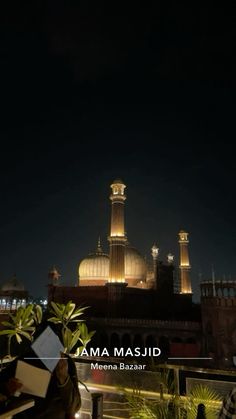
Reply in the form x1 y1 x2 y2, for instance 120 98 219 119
187 384 222 419
0 304 42 357
123 365 222 419
48 301 95 354
125 388 186 419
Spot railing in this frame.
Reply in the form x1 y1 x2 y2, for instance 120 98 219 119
0 399 35 419
89 317 201 330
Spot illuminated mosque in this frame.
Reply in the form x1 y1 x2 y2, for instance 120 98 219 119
48 178 193 324
1 179 236 366
77 179 192 293
47 179 201 361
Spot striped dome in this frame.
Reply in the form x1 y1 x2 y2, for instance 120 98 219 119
79 253 109 281
78 241 147 286
125 245 147 285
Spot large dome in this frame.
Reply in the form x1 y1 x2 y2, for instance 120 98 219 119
125 245 147 286
1 275 25 292
78 241 147 287
79 240 109 286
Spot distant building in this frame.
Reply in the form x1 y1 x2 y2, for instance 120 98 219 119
0 275 28 312
201 279 236 368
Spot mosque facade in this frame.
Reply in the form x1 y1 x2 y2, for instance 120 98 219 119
0 179 236 367
77 179 192 293
48 179 200 361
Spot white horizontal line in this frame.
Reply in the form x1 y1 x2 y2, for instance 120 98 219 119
168 357 213 360
24 357 67 360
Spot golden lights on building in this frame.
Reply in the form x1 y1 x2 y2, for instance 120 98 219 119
108 179 127 283
78 179 192 294
178 230 192 294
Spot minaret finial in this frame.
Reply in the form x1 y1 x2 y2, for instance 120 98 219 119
167 253 174 264
48 266 61 284
97 236 102 253
211 264 216 297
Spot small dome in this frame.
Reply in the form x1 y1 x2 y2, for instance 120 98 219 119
125 245 147 285
1 275 25 291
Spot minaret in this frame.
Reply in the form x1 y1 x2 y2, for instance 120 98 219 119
167 253 174 264
211 265 216 297
178 230 192 293
151 244 159 289
48 266 61 285
108 179 127 283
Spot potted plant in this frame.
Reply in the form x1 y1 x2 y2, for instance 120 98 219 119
47 301 95 355
0 304 43 359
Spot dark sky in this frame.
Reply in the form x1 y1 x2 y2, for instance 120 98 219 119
0 2 235 300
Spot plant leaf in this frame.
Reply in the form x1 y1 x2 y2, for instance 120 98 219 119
50 302 63 319
0 330 16 336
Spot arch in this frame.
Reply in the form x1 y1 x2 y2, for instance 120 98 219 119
89 331 99 349
100 333 109 349
229 288 234 297
133 334 144 351
121 333 131 351
217 288 223 298
206 321 213 335
158 336 170 357
223 288 228 297
185 337 196 344
172 337 183 343
145 335 157 349
110 333 120 351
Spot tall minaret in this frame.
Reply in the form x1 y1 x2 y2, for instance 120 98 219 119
108 179 127 283
151 244 159 289
178 230 192 293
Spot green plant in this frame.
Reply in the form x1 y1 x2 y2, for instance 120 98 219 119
48 301 95 354
123 367 222 419
187 384 221 419
0 304 42 357
125 388 186 419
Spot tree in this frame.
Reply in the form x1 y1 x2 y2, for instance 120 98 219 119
48 301 95 354
0 304 42 357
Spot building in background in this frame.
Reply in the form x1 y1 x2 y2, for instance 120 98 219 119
0 275 28 312
48 179 201 362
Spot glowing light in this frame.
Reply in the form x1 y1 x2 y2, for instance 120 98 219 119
108 278 125 283
178 231 189 242
167 253 174 264
110 232 124 237
151 244 159 259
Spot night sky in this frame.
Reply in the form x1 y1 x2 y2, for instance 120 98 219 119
0 2 235 300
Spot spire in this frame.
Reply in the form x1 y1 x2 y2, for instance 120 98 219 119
48 266 61 284
167 253 174 264
151 243 159 289
211 265 216 297
97 236 102 253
